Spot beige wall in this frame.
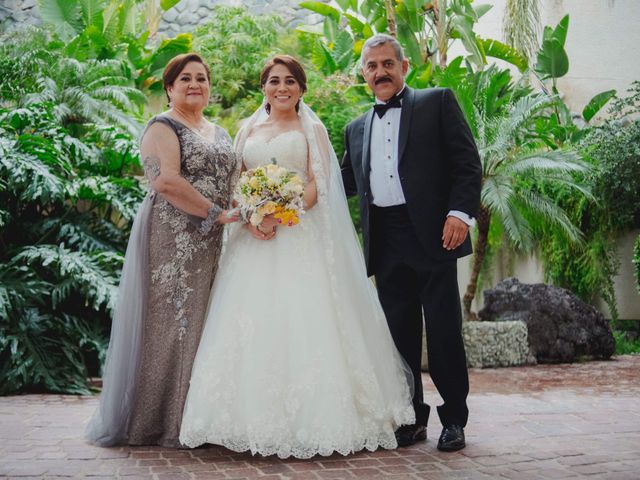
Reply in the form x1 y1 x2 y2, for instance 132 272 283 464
454 0 640 319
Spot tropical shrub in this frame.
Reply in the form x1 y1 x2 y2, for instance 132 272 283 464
299 0 528 79
0 22 147 394
193 6 282 110
539 84 640 317
0 101 144 394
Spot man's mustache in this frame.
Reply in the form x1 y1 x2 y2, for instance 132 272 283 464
375 77 393 85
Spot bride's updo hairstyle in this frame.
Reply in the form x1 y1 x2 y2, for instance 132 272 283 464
260 55 307 114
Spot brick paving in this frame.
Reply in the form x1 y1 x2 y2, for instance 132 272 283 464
1 355 639 480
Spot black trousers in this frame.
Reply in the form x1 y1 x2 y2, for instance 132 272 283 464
371 204 469 428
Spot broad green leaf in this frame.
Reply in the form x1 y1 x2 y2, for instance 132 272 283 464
102 0 122 43
120 0 139 37
334 0 351 11
79 0 105 29
373 15 387 33
38 0 83 39
396 1 423 33
299 1 341 23
480 38 528 72
295 24 324 35
160 0 181 10
319 41 338 75
534 37 569 80
310 37 329 71
397 23 422 65
405 62 433 89
582 89 616 122
148 34 193 75
335 30 355 71
474 3 493 19
127 39 147 69
323 16 340 44
553 14 569 47
344 13 373 37
451 16 485 69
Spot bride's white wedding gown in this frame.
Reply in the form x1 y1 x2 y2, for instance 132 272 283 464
179 130 414 458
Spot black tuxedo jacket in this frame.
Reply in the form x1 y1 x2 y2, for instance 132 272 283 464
341 87 482 276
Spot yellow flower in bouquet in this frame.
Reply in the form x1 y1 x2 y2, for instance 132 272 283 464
274 207 299 227
234 159 305 227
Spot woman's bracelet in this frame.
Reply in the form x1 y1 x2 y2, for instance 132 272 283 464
199 203 222 235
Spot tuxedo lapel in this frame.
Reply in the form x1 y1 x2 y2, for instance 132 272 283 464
398 87 414 165
361 109 374 182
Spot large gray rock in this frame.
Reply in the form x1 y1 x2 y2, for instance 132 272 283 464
479 278 615 363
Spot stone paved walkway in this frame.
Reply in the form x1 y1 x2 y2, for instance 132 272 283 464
1 355 639 480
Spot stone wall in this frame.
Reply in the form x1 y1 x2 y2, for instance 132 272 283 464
161 0 323 38
0 0 322 35
0 0 40 30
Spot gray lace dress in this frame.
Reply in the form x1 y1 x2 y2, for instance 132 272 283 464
85 114 237 448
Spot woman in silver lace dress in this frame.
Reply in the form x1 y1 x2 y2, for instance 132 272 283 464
86 53 239 447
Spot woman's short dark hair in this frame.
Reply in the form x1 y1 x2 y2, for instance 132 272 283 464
260 55 307 113
162 53 211 104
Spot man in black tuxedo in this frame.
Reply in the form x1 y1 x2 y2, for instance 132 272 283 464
341 34 482 451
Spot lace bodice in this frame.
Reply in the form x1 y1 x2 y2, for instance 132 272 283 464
243 130 308 181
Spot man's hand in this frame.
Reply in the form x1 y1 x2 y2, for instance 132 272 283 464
442 216 469 251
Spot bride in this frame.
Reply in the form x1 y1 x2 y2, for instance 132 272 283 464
179 55 415 458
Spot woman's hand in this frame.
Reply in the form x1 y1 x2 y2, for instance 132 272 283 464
245 223 276 240
260 214 279 230
217 209 240 225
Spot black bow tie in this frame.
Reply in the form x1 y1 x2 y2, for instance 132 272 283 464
373 94 403 118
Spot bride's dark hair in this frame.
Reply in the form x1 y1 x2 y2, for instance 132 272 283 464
260 55 307 114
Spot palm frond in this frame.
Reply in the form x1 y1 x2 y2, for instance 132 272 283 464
518 189 583 243
482 175 533 249
503 149 587 175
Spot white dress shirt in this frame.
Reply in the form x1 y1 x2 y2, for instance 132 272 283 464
369 86 475 226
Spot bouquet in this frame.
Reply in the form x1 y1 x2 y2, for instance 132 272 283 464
234 159 305 227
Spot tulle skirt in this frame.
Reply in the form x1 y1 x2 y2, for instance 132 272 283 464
179 208 415 458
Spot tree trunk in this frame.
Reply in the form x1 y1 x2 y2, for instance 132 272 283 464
463 204 491 320
434 0 448 68
385 0 397 37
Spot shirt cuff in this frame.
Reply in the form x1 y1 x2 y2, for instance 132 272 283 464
447 210 475 227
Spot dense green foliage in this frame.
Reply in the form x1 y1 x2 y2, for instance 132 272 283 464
613 329 640 355
0 25 150 394
0 101 144 394
193 6 282 110
539 84 640 316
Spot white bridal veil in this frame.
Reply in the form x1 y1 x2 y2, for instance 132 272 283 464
234 100 415 399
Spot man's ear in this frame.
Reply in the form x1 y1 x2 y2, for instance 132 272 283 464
402 58 409 76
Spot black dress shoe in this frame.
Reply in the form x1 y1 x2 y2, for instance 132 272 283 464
437 424 465 451
395 424 427 447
